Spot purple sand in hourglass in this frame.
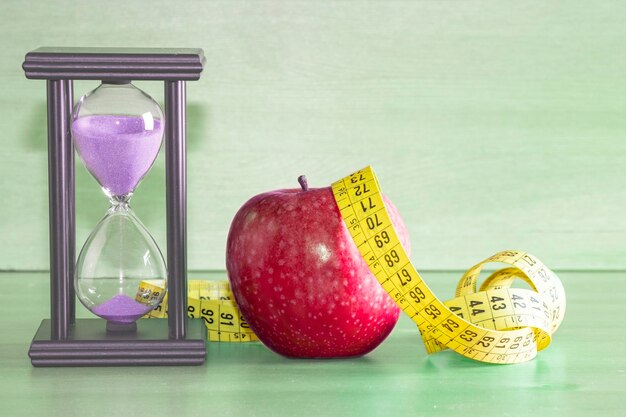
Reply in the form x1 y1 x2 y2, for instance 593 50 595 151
72 115 163 197
92 294 152 324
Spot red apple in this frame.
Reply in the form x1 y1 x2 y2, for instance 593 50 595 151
226 176 411 358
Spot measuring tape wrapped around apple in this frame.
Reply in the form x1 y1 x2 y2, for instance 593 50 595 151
140 166 565 364
331 167 565 364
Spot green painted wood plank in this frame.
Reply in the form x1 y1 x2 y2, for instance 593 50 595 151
0 1 625 271
0 271 621 417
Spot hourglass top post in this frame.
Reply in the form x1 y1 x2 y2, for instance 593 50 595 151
23 47 205 81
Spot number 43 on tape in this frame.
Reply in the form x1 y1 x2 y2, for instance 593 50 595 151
332 166 566 364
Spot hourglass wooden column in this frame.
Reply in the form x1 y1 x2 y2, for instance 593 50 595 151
22 47 207 366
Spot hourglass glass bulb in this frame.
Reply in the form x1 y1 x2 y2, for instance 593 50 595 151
72 81 164 199
75 204 167 324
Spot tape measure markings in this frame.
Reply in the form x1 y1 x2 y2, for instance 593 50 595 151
135 279 258 343
331 166 565 364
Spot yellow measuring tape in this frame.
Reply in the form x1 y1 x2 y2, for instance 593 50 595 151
331 166 566 364
136 166 565 363
136 280 258 342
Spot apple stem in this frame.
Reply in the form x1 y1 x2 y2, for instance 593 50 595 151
297 175 308 191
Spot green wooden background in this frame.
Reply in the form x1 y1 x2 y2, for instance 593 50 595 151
1 1 624 272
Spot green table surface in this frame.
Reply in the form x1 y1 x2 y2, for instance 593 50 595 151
0 271 622 417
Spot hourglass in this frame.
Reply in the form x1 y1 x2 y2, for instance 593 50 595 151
23 47 207 366
72 81 167 331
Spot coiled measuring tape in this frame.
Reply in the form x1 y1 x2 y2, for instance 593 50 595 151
331 166 566 364
136 280 258 342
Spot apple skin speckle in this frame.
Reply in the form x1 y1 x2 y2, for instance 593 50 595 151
226 185 411 358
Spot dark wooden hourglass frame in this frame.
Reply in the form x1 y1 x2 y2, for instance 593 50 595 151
22 47 207 366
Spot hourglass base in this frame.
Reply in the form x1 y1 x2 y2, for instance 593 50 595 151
28 318 207 367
